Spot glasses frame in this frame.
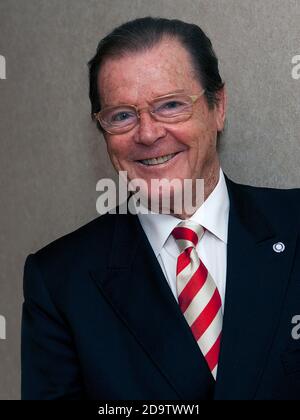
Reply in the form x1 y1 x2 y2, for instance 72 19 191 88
93 89 206 135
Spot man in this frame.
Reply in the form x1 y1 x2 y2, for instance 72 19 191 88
22 17 300 400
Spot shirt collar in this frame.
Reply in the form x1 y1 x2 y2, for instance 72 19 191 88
137 168 230 257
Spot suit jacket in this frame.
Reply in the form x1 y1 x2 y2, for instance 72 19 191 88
21 177 300 400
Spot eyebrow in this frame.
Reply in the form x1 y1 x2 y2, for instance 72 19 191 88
104 89 186 108
155 88 185 97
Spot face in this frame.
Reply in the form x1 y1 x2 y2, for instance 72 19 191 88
98 38 226 212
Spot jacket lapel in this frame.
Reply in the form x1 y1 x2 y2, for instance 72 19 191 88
215 178 298 400
91 213 215 400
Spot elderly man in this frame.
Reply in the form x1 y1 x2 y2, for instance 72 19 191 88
22 17 300 400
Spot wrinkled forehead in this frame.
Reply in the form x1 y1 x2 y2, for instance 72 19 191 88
97 39 201 107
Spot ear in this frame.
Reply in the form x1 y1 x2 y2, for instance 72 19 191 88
215 86 227 132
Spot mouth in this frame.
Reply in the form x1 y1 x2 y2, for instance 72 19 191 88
137 152 179 166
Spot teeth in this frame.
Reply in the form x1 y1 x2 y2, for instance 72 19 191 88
140 153 176 166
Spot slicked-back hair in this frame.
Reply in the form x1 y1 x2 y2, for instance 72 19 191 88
88 17 225 132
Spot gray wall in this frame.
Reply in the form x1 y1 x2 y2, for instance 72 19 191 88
0 0 299 400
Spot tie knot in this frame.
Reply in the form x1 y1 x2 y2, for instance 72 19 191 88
172 221 205 252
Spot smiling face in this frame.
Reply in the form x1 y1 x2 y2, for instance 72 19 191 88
98 37 226 215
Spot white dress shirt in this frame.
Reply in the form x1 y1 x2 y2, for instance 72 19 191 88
137 169 230 311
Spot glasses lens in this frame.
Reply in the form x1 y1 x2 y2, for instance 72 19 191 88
100 106 137 131
152 95 193 120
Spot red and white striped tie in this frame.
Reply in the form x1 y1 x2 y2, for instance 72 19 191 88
172 221 223 380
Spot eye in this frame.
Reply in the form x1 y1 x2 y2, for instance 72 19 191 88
111 111 135 123
160 100 184 110
154 98 190 115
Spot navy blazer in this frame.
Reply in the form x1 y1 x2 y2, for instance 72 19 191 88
21 177 300 400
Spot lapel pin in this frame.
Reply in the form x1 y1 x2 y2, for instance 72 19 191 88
273 242 286 253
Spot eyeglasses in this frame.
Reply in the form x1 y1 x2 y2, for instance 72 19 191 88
93 90 206 134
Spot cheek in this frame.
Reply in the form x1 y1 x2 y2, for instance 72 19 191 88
105 137 137 173
174 120 217 166
106 137 127 160
190 116 218 148
104 141 121 171
169 121 209 149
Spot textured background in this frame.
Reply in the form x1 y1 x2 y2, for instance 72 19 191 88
0 0 299 400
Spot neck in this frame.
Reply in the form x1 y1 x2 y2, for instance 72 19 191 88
174 160 221 220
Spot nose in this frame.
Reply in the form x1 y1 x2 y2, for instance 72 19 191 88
134 110 167 146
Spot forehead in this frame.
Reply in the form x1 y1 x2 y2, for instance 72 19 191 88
98 38 202 106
